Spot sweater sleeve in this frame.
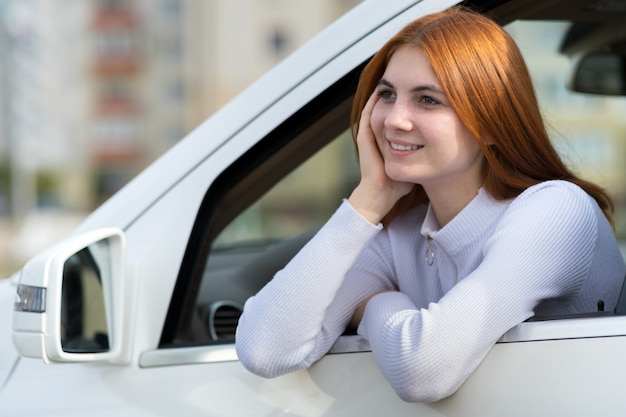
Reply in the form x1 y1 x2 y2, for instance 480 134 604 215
236 200 397 377
358 181 601 402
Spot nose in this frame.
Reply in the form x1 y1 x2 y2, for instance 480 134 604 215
384 101 413 131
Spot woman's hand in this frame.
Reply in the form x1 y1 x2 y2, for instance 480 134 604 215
348 91 413 224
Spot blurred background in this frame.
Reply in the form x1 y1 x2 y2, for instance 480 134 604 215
0 0 360 277
1 1 626 279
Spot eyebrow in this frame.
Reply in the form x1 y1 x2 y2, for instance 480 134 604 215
377 78 444 95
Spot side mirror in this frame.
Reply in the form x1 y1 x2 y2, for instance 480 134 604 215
12 228 130 364
568 50 626 95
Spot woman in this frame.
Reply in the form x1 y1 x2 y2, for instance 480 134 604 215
235 6 625 402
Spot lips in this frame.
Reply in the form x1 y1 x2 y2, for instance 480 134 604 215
389 141 423 151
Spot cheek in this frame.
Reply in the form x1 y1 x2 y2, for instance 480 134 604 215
450 119 480 153
457 134 484 168
460 130 482 156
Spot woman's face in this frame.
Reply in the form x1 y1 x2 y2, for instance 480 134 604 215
370 46 484 196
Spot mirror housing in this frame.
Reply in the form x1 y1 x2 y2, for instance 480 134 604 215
568 48 626 95
12 228 130 364
562 22 626 96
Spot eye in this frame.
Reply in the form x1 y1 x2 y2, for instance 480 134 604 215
419 95 440 106
377 88 395 101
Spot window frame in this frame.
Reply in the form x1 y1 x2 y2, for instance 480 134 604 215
159 63 366 348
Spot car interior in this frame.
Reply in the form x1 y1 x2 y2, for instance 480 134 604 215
159 0 626 348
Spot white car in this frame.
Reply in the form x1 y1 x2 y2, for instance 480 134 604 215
2 0 626 415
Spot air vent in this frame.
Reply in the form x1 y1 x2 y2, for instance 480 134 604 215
206 301 243 342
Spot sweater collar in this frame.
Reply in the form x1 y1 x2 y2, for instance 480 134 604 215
420 188 511 255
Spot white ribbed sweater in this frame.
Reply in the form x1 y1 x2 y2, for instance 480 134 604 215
235 180 625 402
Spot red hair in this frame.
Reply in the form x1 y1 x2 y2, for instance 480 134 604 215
351 6 614 226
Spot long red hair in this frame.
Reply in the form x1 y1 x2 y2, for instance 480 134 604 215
351 6 614 226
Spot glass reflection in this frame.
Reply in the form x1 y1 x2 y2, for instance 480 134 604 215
60 246 110 353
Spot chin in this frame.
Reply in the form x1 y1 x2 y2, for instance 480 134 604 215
385 167 419 184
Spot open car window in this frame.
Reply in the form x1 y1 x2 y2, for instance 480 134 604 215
159 64 364 347
197 130 358 344
160 14 626 349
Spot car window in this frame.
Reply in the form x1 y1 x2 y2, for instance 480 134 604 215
196 131 358 343
159 65 363 347
212 131 358 250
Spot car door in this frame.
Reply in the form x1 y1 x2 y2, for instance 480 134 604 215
148 2 626 416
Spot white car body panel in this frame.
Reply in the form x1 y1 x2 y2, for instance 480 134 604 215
4 332 626 416
2 0 626 415
0 278 19 393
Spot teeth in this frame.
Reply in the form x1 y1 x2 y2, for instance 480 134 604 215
390 142 422 151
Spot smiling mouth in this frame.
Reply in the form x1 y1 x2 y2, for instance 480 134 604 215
390 142 423 151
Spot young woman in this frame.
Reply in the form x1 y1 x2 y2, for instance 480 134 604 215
235 6 626 402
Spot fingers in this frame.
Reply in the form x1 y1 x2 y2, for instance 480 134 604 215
357 91 379 145
356 91 381 162
355 90 385 177
362 90 378 122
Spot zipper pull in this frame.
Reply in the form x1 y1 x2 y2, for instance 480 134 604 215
425 229 435 266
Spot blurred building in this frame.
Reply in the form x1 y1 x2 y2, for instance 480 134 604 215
0 0 360 221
